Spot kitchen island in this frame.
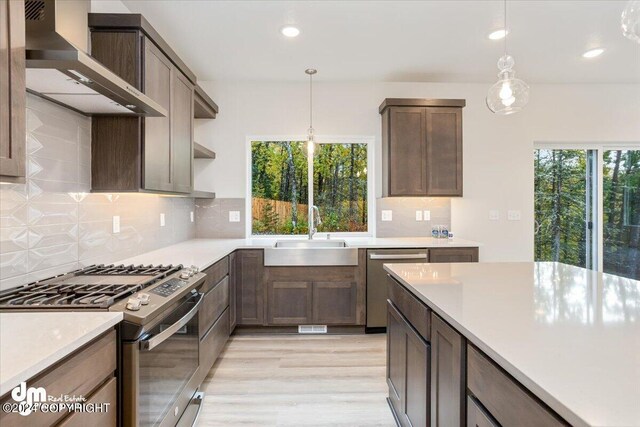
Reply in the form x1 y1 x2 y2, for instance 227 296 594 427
383 261 640 427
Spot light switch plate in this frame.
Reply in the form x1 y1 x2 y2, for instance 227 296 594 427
160 213 165 227
229 211 241 222
112 216 120 234
423 210 431 221
415 210 423 221
489 210 500 221
190 211 194 222
381 210 393 222
507 210 522 221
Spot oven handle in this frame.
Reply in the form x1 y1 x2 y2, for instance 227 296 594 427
140 292 203 351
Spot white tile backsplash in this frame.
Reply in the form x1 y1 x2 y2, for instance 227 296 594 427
0 95 196 291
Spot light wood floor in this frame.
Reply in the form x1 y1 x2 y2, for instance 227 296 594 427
197 334 396 427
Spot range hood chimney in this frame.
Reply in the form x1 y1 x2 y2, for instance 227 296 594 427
25 0 166 116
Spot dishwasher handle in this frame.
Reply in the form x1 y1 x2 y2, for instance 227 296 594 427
369 252 428 260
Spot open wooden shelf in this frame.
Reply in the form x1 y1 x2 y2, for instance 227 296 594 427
194 142 216 159
194 85 219 119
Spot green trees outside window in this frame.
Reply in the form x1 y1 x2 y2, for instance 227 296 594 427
251 141 368 235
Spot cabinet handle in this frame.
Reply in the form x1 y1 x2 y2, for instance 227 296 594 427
369 253 427 260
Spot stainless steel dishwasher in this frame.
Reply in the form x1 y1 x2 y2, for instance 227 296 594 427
366 248 428 332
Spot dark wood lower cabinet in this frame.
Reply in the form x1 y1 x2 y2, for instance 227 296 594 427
429 247 479 263
235 250 265 325
312 281 357 324
466 396 499 427
431 313 465 427
387 301 429 427
268 281 312 324
228 251 237 333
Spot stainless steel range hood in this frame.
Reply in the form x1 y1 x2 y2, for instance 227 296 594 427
25 0 166 117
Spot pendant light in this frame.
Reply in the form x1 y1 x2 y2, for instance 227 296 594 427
622 0 640 43
305 68 317 154
486 0 529 115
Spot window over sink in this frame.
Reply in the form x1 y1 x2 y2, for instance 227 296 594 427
249 137 373 236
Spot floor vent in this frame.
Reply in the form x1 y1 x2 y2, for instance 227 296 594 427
298 325 328 334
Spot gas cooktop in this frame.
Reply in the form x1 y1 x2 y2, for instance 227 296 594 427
0 264 182 309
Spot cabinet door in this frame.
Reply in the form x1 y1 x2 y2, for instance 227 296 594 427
142 40 173 192
312 281 357 324
425 107 462 196
386 301 406 420
431 313 465 427
388 107 428 196
267 281 312 325
228 252 237 333
466 396 499 427
171 70 194 193
0 0 25 181
429 248 479 263
236 250 265 325
405 318 429 427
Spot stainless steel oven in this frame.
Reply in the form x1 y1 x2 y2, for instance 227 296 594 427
122 290 204 427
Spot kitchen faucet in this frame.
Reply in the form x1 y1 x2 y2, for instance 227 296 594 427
308 205 322 239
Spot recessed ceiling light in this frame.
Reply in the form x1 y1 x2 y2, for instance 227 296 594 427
582 48 604 58
488 29 508 40
281 26 300 38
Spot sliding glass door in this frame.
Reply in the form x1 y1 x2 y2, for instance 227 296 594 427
535 146 640 280
603 150 640 280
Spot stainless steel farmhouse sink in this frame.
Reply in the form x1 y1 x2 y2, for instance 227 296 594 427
264 239 358 266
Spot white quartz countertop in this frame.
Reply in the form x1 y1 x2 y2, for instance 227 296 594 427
0 312 122 397
116 237 480 270
384 261 640 427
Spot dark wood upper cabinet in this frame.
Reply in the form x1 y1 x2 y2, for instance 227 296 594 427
380 99 465 197
89 15 195 194
0 0 26 183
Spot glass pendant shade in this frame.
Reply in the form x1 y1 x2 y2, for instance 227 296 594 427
622 0 640 43
486 55 530 115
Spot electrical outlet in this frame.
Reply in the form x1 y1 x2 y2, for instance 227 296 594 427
229 211 241 222
415 210 423 221
381 210 393 222
190 211 194 222
112 216 120 234
489 210 500 221
423 210 431 221
507 210 522 221
160 213 165 227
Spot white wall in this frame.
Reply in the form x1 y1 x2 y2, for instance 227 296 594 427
194 81 640 262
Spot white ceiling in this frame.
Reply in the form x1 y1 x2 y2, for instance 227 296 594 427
120 0 640 83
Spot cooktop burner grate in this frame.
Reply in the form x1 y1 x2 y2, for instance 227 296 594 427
0 264 182 309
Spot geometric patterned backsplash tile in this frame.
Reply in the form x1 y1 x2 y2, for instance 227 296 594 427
0 95 196 291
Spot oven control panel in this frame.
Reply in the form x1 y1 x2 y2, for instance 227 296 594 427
149 278 187 297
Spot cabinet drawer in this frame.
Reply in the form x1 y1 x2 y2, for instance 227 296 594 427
387 275 430 341
0 330 116 427
467 345 567 427
199 307 230 381
467 395 498 427
429 247 478 263
199 276 229 337
58 377 117 427
201 257 229 293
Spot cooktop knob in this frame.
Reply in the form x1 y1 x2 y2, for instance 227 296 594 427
137 293 150 305
180 270 191 279
190 265 199 274
126 298 141 311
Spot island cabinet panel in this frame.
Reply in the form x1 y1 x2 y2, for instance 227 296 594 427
429 247 479 263
0 330 117 427
228 251 237 333
0 0 26 183
386 301 430 427
387 275 431 341
236 249 265 325
380 99 465 197
467 345 568 427
466 396 499 427
267 281 313 324
430 313 465 427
